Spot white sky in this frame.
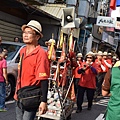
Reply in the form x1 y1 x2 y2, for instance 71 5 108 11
111 7 120 18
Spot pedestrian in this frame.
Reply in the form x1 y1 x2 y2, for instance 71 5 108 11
14 37 20 42
0 52 8 112
102 51 112 72
102 41 120 120
2 49 8 59
76 51 98 113
94 51 106 99
111 56 117 67
14 20 50 120
73 53 83 95
108 52 112 61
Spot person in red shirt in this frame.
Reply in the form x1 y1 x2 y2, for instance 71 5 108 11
95 51 106 73
94 51 106 99
0 52 8 112
102 51 112 72
108 52 112 61
14 20 50 120
107 52 112 67
76 51 98 113
95 51 112 100
73 53 83 95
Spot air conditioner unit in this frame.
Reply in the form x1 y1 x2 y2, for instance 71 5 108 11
66 0 77 6
48 0 65 3
54 0 65 3
48 0 55 3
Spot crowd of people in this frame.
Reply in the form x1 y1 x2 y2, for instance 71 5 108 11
72 50 118 113
0 19 120 120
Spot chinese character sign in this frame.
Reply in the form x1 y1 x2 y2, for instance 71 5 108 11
96 16 116 27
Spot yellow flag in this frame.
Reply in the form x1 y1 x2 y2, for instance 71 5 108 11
69 33 73 52
48 40 54 60
59 30 64 49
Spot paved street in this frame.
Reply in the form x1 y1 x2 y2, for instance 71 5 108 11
71 97 108 120
0 96 109 120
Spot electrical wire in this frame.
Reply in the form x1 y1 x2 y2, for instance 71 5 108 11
20 2 37 15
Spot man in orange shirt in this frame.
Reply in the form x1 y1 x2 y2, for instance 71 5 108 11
102 52 112 72
94 51 106 99
14 20 50 120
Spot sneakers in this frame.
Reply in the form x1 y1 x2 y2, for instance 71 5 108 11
0 108 7 112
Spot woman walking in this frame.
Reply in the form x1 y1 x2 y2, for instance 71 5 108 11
76 51 98 113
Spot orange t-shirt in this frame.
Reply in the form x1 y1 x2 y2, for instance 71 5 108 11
14 45 50 100
95 59 106 73
103 59 112 72
78 62 98 89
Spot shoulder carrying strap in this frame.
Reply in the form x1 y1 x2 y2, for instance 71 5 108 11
19 53 24 80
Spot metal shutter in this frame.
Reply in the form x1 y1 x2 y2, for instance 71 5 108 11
0 19 22 41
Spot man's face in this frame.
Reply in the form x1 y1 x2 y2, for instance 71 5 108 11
103 55 107 59
22 27 40 44
97 55 102 60
77 57 82 61
108 55 112 59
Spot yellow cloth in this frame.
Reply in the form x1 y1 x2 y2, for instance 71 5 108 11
113 61 120 67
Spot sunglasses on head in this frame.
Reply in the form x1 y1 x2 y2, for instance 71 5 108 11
87 57 92 59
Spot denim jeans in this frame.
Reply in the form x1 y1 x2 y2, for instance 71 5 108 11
0 82 6 109
15 101 37 120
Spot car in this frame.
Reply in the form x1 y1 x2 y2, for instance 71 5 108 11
0 41 48 100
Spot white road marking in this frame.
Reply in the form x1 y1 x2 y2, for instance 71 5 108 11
95 114 105 120
95 98 109 107
5 100 15 105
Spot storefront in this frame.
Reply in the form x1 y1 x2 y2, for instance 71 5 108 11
90 24 116 53
0 0 61 43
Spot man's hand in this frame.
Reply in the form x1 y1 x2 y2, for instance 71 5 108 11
5 80 9 85
83 64 87 70
39 102 48 115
